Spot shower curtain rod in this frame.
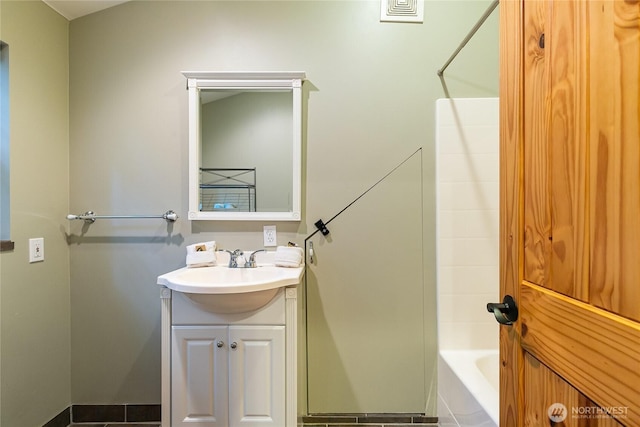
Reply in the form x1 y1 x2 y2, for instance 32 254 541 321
437 0 499 77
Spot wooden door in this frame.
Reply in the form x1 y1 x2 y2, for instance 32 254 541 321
500 0 640 426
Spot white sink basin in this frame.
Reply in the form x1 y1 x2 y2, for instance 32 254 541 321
157 264 304 294
157 252 304 313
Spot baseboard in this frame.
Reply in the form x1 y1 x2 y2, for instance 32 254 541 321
43 407 70 427
301 413 438 425
43 404 160 426
47 406 433 426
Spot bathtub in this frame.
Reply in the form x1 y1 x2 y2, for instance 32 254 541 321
438 350 499 427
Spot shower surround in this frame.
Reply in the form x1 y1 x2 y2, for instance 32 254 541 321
436 97 500 427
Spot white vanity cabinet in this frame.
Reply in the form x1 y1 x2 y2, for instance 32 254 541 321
171 325 285 427
159 285 298 427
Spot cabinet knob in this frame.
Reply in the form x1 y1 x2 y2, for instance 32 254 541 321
217 341 224 348
230 342 237 349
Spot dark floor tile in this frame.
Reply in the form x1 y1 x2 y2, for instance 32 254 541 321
411 415 438 423
302 415 358 423
68 424 106 427
72 405 125 423
105 424 160 427
44 407 71 427
359 414 412 423
332 425 382 427
125 404 161 422
300 413 438 426
386 425 438 427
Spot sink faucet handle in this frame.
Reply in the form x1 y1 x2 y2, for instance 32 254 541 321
245 249 266 268
249 249 266 260
223 249 243 268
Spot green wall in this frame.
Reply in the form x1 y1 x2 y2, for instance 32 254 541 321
68 0 498 408
0 0 498 424
0 1 71 426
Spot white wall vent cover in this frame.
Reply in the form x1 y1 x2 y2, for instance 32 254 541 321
380 0 424 23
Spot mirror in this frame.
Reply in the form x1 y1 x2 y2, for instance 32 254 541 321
183 71 305 221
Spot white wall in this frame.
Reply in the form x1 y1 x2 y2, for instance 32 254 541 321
436 97 499 351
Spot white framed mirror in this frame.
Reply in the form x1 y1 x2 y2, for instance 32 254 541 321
183 71 305 221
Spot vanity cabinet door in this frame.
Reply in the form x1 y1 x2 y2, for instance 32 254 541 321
228 325 285 427
172 325 286 427
172 326 229 427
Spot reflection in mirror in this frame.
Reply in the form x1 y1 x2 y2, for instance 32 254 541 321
200 90 292 213
183 71 305 221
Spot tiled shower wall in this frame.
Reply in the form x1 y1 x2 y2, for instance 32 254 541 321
436 98 500 351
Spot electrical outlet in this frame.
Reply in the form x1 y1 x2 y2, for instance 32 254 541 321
29 238 44 263
263 225 277 247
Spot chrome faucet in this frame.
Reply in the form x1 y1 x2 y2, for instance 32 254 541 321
223 249 244 268
245 249 266 268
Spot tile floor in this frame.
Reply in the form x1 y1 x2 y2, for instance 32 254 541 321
58 406 438 427
68 424 160 427
300 413 438 426
42 404 161 427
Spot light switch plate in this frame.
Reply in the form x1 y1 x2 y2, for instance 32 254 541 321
29 238 44 263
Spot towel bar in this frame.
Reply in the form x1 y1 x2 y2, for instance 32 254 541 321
67 210 178 223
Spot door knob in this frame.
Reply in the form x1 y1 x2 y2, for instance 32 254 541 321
230 342 237 349
487 295 518 325
217 341 224 348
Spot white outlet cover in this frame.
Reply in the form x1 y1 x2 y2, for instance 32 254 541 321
264 225 277 247
29 238 44 263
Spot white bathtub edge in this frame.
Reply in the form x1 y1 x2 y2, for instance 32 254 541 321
439 350 499 427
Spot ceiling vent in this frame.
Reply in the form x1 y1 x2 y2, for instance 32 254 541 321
380 0 424 23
